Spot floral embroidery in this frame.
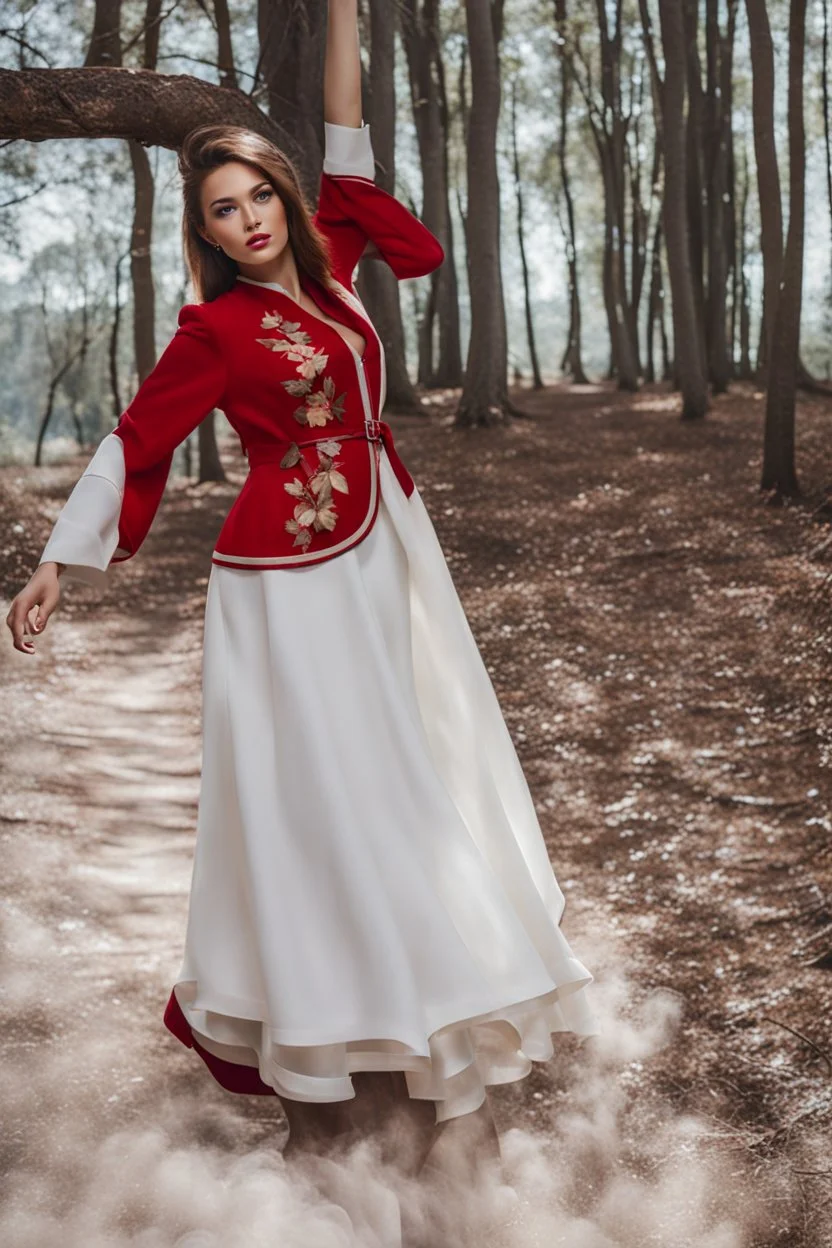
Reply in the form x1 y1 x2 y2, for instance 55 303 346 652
294 377 346 427
282 439 350 550
257 311 347 430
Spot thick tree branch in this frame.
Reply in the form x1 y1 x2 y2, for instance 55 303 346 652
0 67 281 148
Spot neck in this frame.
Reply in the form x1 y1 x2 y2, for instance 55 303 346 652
236 250 303 301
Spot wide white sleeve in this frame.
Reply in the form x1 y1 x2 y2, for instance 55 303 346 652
322 121 376 180
38 432 126 591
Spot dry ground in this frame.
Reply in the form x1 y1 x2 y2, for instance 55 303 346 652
1 379 831 1246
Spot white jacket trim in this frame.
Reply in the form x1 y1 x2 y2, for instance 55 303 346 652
322 121 375 180
38 431 126 589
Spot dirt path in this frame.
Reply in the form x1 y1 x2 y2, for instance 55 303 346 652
2 380 830 1246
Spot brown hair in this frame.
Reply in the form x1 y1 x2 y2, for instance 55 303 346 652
178 124 335 304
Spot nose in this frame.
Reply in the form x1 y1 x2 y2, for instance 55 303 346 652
242 209 262 232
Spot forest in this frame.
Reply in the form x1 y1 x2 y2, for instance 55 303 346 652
0 0 831 488
2 1 832 1246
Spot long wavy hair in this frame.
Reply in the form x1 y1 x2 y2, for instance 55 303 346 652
179 124 335 304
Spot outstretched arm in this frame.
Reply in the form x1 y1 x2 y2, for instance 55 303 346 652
324 0 363 128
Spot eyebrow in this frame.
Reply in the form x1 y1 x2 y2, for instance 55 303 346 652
209 181 271 208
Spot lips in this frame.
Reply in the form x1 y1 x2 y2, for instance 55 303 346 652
246 233 271 248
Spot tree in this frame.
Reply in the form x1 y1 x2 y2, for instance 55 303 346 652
567 0 640 389
654 0 709 419
745 0 782 378
509 77 543 389
354 0 421 413
553 0 588 384
703 0 739 394
760 0 806 498
400 0 463 389
456 0 517 426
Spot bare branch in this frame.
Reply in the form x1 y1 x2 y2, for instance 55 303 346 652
0 67 283 148
0 179 49 209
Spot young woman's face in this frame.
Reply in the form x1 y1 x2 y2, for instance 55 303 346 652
199 160 289 266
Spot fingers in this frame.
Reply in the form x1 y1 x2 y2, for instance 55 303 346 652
5 574 60 654
6 596 36 653
33 578 60 633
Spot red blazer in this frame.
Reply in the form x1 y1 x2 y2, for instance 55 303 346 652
111 167 444 571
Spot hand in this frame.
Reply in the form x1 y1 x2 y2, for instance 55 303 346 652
5 562 63 655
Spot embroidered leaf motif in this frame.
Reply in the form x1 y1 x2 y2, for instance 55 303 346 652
280 449 350 549
279 342 317 360
284 518 313 549
257 306 354 525
313 504 338 532
280 443 301 469
260 311 313 344
295 502 318 527
304 391 338 427
282 378 312 397
309 462 349 497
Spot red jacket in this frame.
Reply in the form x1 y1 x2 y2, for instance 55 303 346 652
40 126 444 579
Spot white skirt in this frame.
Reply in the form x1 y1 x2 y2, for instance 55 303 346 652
171 445 598 1123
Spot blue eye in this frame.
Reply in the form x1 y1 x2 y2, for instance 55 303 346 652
215 189 271 218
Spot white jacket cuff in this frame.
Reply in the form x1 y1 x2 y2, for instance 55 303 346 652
323 121 376 180
38 432 126 590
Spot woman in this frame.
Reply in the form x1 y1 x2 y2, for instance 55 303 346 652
6 0 597 1179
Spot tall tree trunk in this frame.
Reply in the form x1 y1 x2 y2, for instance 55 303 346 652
594 0 640 389
658 0 709 419
761 0 806 498
215 0 238 90
737 145 753 380
83 0 122 66
704 0 736 394
723 0 739 380
110 249 129 418
745 0 783 380
258 0 326 194
629 69 649 343
433 33 464 388
455 0 513 426
510 80 543 389
682 0 708 379
553 0 587 383
645 216 664 384
356 0 421 413
400 0 463 389
83 0 160 387
127 139 156 386
823 0 832 352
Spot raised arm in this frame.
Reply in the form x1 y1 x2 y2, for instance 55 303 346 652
324 0 363 128
313 0 445 288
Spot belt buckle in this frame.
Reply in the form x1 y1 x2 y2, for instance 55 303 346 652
364 417 382 441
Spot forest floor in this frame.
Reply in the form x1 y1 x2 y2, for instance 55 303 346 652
1 379 832 1248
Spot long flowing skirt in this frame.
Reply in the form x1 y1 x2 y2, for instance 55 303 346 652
168 446 598 1123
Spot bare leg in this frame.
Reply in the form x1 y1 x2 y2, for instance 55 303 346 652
280 1071 437 1177
280 1095 358 1160
418 1094 502 1183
